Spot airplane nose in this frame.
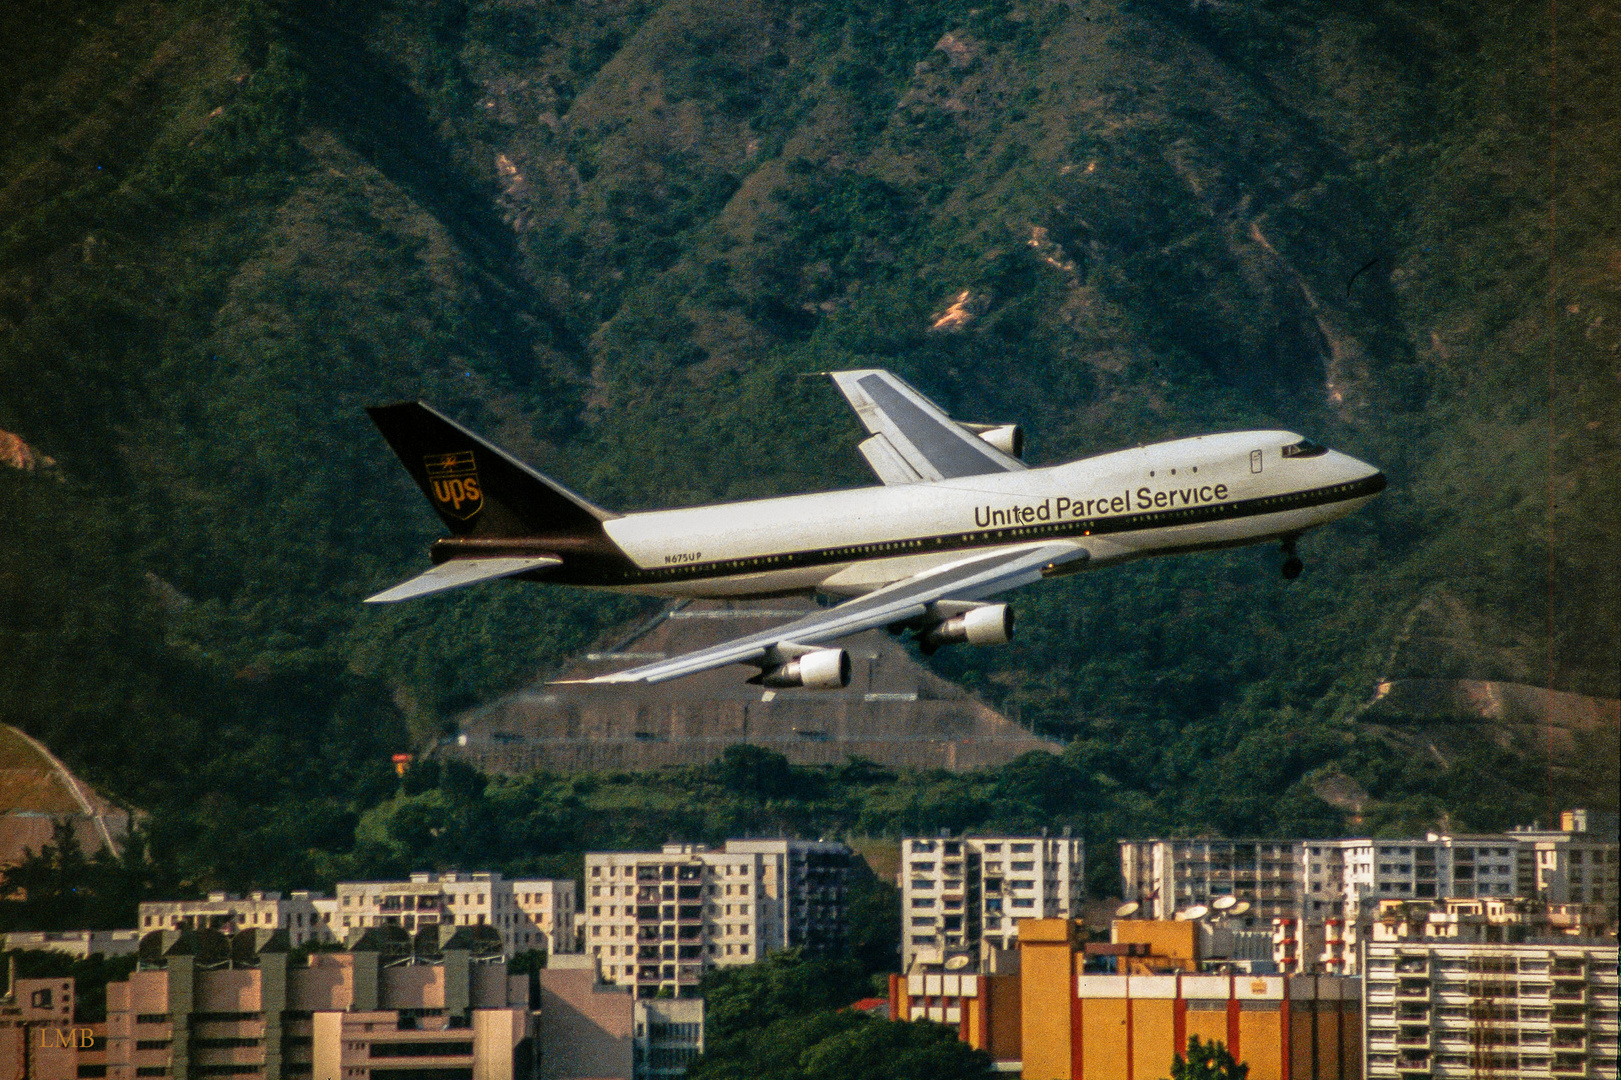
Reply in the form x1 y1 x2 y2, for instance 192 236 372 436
1328 450 1386 494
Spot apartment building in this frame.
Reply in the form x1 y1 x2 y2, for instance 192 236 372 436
581 840 853 997
1119 838 1298 923
1124 813 1619 935
1511 810 1621 915
102 927 534 1080
901 833 1085 970
1363 938 1620 1079
0 975 102 1080
335 871 577 956
138 890 338 945
1300 835 1522 919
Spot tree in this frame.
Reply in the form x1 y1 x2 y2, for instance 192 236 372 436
686 1009 993 1080
1168 1036 1249 1080
798 1015 994 1080
698 950 867 1045
0 821 151 932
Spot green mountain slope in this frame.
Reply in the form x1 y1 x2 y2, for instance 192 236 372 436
0 0 1614 895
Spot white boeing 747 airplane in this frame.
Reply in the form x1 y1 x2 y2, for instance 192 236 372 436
365 370 1385 688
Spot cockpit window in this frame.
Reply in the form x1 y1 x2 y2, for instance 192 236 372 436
1282 438 1328 458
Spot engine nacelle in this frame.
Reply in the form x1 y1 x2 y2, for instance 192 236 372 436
756 648 852 690
967 423 1023 459
920 604 1015 653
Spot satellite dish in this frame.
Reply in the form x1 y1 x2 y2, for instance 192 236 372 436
1185 904 1210 921
945 955 971 970
1230 901 1251 916
1115 901 1141 918
1212 896 1238 911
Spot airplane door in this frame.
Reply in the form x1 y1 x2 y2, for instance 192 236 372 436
1250 449 1263 473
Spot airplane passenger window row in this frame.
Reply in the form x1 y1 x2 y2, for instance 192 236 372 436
633 478 1372 581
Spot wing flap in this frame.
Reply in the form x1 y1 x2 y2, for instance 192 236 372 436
567 541 1087 684
364 556 562 603
857 434 925 485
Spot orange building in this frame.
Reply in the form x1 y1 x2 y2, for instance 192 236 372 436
0 976 108 1080
892 919 1361 1079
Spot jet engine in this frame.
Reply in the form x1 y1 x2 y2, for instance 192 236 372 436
963 423 1024 459
919 603 1015 655
754 648 852 690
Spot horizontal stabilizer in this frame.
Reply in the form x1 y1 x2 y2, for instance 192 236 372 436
364 556 562 604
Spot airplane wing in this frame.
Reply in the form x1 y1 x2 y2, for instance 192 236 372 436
567 541 1086 684
830 369 1026 484
364 556 562 603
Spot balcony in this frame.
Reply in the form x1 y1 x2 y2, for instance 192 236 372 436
1397 980 1433 1000
1551 1007 1589 1027
1552 983 1588 1002
1550 1057 1587 1076
1397 1027 1432 1047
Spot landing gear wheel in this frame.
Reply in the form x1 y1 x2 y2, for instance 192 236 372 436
1281 556 1304 580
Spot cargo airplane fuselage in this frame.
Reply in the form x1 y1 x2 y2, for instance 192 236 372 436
580 429 1383 599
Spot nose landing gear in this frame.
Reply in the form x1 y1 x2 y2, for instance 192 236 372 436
1280 537 1304 580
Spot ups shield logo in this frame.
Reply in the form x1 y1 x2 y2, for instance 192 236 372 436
424 450 483 520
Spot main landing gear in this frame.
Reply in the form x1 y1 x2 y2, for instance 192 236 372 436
1280 537 1304 580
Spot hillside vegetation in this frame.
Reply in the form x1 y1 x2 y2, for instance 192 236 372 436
0 0 1615 902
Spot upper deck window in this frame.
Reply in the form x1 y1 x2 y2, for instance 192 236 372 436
1282 438 1328 458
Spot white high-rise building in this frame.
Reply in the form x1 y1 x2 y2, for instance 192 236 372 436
581 840 853 997
1363 938 1619 1079
1118 838 1299 922
900 832 1084 970
1301 835 1521 921
1125 816 1618 932
1511 810 1620 914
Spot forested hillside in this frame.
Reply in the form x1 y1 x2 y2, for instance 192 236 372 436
0 0 1614 904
